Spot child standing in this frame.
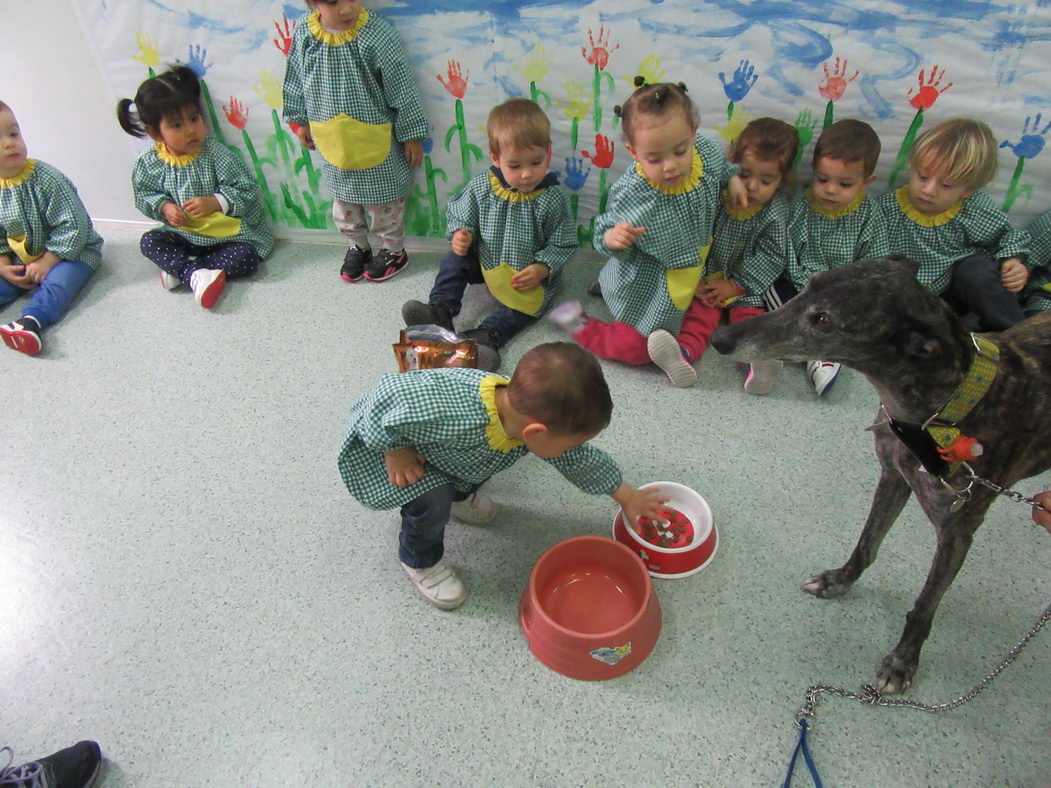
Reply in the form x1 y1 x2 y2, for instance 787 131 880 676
118 67 274 310
876 118 1029 331
549 81 745 387
338 342 664 610
0 100 103 356
778 119 888 395
282 0 427 282
1021 209 1051 316
400 98 576 372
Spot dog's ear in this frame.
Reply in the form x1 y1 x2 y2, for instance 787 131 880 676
901 329 941 359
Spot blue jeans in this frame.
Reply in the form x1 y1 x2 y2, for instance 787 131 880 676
0 259 94 327
429 249 535 347
399 482 478 568
945 254 1025 331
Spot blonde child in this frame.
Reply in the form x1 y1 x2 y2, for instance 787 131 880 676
778 119 889 395
117 66 274 310
401 98 576 372
337 342 664 610
282 0 427 282
876 118 1029 331
0 100 103 356
549 81 745 387
1021 208 1051 316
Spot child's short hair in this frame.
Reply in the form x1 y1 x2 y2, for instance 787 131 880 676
487 99 551 156
728 117 799 184
617 80 699 144
116 65 202 139
507 343 612 436
909 118 998 189
0 100 10 114
813 119 881 176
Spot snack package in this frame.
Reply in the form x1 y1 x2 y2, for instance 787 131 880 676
394 325 478 371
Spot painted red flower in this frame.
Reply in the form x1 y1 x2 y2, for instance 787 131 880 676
580 26 619 71
437 60 469 99
273 17 294 57
582 134 615 168
817 57 859 103
908 65 953 111
223 97 248 131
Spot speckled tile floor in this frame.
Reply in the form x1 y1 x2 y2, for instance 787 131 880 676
2 227 1049 787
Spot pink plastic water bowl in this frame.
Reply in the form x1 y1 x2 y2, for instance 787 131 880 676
519 535 661 680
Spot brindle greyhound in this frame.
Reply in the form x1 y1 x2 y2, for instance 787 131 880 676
711 256 1051 693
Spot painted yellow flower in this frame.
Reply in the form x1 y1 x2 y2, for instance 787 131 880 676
254 71 283 110
521 44 551 84
558 79 589 121
715 107 752 144
625 55 666 88
131 31 160 69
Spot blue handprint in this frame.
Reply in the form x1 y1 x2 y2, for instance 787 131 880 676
718 59 759 102
1000 113 1051 159
185 44 213 78
563 156 592 192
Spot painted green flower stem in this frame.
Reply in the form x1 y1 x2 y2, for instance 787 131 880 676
240 129 278 221
727 100 735 122
590 65 615 133
888 108 925 189
444 98 483 192
1002 157 1026 213
530 82 551 112
823 100 834 131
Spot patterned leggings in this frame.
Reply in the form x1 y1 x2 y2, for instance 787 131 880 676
140 230 262 286
332 198 406 252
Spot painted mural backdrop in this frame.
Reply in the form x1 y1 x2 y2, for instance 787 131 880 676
78 0 1051 241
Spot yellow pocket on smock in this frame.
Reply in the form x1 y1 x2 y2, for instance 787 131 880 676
482 263 545 316
7 235 42 264
184 212 242 239
312 114 392 170
665 265 703 311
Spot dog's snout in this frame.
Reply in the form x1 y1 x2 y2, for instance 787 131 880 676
710 325 738 355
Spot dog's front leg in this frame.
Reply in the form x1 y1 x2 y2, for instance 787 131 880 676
801 467 911 598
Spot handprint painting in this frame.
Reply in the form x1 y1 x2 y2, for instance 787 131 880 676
82 0 1051 236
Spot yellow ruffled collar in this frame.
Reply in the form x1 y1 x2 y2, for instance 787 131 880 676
807 187 864 219
156 142 200 167
0 158 36 188
479 375 523 453
722 192 764 221
635 149 703 194
308 8 369 45
895 185 962 227
488 172 543 203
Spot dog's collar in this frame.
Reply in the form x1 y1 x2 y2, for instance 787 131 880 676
887 333 999 477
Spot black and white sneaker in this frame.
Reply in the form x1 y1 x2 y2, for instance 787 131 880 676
0 740 102 787
0 316 42 356
364 249 408 282
340 245 372 282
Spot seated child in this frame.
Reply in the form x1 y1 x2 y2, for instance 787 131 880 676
777 118 888 395
1021 209 1051 316
337 342 664 610
401 98 576 372
0 100 103 356
117 66 274 309
876 118 1029 331
549 81 745 387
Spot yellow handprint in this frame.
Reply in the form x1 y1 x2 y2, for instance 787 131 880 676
625 55 666 88
558 79 589 121
714 107 753 144
521 44 551 84
131 31 160 69
254 71 283 110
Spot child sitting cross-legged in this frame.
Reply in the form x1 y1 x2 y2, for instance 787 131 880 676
337 342 664 610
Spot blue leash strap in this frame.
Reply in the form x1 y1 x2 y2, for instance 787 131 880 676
782 719 823 788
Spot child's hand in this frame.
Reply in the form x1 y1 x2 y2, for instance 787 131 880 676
511 263 549 291
182 196 222 218
161 201 188 227
611 482 669 534
604 222 645 250
727 175 749 209
294 122 315 151
0 257 32 289
1000 258 1028 293
698 277 740 308
23 253 60 285
384 447 426 487
1032 492 1051 534
451 229 473 256
404 139 423 167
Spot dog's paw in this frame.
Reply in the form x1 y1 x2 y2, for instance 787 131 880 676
800 570 853 598
874 653 916 695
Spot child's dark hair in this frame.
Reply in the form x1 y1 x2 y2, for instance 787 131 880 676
508 343 612 435
616 79 699 143
116 65 202 138
728 117 799 185
813 119 881 177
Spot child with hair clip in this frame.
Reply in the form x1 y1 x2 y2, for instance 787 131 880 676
876 118 1030 331
117 66 273 310
549 80 746 388
400 98 576 372
0 100 103 356
1020 208 1051 316
338 342 664 610
283 0 428 283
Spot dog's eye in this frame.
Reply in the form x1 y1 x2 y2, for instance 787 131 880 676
810 312 833 331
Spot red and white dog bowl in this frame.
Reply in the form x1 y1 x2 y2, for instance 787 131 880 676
612 481 718 579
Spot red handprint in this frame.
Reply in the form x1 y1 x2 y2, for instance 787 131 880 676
272 17 294 57
223 97 249 131
582 134 615 168
580 26 620 71
908 65 953 110
437 60 469 99
817 57 859 102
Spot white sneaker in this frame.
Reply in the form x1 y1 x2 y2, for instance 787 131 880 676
451 492 497 524
159 270 182 290
807 360 841 397
401 559 467 610
189 268 226 308
744 360 783 395
647 329 697 388
547 300 586 333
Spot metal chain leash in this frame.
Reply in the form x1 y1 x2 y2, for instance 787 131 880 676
967 471 1048 510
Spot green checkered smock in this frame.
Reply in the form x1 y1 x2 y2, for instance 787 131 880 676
706 191 792 308
446 169 576 317
132 138 274 258
0 159 103 269
282 9 428 205
785 188 889 289
594 132 733 335
876 186 1029 295
338 368 623 510
1022 209 1051 314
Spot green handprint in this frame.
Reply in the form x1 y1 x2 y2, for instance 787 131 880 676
793 108 818 169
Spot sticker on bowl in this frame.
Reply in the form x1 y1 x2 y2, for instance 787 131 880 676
590 642 632 665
